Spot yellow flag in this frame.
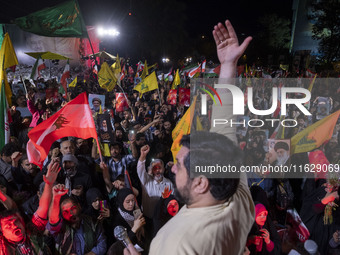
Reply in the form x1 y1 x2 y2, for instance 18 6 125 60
140 60 149 79
196 115 203 131
171 96 197 163
111 54 121 82
68 77 77 88
0 33 18 106
291 109 340 154
98 62 117 92
133 71 158 96
308 74 317 92
171 69 180 89
147 63 158 72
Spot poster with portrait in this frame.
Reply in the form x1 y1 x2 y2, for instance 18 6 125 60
11 83 25 96
316 97 331 120
97 114 114 143
115 93 129 112
88 94 105 113
179 88 190 107
267 139 290 166
167 89 177 105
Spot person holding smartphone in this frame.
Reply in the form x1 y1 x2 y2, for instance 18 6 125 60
110 188 146 250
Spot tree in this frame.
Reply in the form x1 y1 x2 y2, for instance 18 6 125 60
258 14 291 51
308 0 340 64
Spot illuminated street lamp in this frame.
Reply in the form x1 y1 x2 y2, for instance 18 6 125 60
97 27 120 37
162 57 170 63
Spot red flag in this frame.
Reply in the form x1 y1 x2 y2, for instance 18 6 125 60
128 66 134 75
115 93 129 112
27 92 98 167
286 208 310 242
167 89 177 105
120 65 126 81
178 88 190 107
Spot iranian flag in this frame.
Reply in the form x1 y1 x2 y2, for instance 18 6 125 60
30 56 46 80
188 64 201 78
60 60 70 93
201 60 206 73
27 92 98 167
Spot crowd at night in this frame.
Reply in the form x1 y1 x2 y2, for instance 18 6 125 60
0 0 340 255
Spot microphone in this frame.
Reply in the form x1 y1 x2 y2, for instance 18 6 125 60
114 226 133 248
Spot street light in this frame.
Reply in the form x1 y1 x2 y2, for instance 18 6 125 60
97 27 120 37
162 57 170 63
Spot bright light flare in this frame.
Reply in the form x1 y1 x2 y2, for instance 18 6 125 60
97 27 120 37
162 58 170 63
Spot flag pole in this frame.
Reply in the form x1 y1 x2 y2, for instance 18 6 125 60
95 136 103 163
117 83 129 102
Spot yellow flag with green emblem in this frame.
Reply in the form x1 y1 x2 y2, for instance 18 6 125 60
171 96 197 163
171 69 180 89
133 72 158 96
98 62 116 92
291 109 340 154
68 77 77 88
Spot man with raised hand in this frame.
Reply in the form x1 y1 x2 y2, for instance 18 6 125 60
148 20 254 255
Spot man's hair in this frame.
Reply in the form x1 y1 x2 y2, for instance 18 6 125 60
61 196 81 209
148 159 165 174
180 131 242 201
136 133 145 141
109 142 123 151
19 153 28 165
0 209 21 220
0 142 21 157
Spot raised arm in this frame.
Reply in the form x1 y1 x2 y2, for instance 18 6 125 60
35 160 60 220
100 162 114 193
212 20 252 79
0 189 17 210
137 145 152 185
48 184 68 225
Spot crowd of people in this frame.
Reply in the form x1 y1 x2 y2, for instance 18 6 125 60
1 19 340 255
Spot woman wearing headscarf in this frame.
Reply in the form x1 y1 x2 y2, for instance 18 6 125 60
111 188 145 247
84 187 114 246
247 203 281 254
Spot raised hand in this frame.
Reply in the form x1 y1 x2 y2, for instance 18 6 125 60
43 161 61 185
140 145 150 160
52 184 68 198
212 20 252 66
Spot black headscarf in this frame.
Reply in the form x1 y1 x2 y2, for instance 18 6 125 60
86 188 102 205
117 188 134 214
84 188 103 219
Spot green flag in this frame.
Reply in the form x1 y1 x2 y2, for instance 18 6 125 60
14 0 88 38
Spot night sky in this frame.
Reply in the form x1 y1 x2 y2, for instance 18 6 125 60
0 0 293 63
1 0 293 37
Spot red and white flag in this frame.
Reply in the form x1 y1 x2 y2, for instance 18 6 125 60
120 64 126 81
128 66 134 75
136 61 144 73
201 60 206 73
188 64 201 78
30 57 46 80
27 92 98 168
60 60 70 96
